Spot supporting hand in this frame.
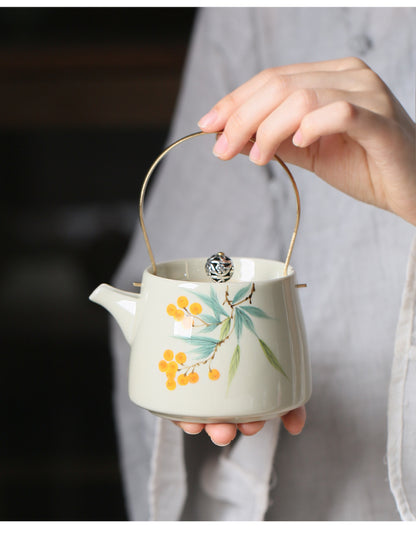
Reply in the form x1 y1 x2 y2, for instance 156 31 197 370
174 406 306 446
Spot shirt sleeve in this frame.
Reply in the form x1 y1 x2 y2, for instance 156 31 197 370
388 234 416 520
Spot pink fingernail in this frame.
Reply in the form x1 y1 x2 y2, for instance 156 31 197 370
198 109 218 129
292 129 303 147
210 437 230 447
213 133 228 156
249 142 261 162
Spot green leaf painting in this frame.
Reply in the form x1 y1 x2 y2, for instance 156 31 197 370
177 335 219 360
200 313 220 324
227 345 240 391
236 307 256 336
234 307 244 342
240 305 272 319
210 286 228 320
199 322 221 334
190 288 228 321
219 317 231 341
232 284 252 305
258 338 288 378
162 283 287 392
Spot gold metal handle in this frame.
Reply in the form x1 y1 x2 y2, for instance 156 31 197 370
139 131 300 276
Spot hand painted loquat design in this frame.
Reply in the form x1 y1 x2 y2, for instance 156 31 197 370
158 285 287 391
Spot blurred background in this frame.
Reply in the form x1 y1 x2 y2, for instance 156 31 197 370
0 6 196 520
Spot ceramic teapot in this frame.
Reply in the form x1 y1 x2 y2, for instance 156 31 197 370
89 132 311 423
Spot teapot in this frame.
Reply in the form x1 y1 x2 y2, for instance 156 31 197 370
89 132 311 423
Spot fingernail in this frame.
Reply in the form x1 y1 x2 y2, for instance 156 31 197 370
292 129 303 147
213 133 228 157
198 109 217 129
249 142 261 162
210 437 230 447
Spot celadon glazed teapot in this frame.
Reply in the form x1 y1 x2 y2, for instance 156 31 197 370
89 132 311 424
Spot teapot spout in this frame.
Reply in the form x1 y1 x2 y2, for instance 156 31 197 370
89 283 139 345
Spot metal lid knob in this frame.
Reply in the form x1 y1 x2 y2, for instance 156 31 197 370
205 252 234 283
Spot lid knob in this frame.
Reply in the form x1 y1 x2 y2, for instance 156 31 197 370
205 252 234 283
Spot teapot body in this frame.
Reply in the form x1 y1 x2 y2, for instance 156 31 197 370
127 257 311 423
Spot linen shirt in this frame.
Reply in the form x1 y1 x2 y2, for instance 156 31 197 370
110 7 416 520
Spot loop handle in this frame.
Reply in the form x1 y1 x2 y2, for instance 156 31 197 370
139 131 300 276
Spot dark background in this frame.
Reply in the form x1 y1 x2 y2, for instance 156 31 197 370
0 7 196 520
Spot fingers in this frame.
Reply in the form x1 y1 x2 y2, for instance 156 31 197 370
175 409 306 448
174 421 239 446
280 406 307 435
212 87 365 164
175 421 239 446
204 423 238 446
174 420 267 447
247 88 340 165
237 420 266 436
203 421 266 445
198 58 386 166
174 421 205 435
198 57 369 132
293 100 391 149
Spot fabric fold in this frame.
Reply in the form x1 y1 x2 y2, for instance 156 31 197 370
148 418 187 520
199 419 280 520
388 235 416 521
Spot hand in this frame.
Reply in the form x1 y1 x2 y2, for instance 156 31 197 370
198 57 416 225
174 406 306 446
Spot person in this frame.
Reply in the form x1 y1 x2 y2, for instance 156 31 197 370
110 7 416 520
